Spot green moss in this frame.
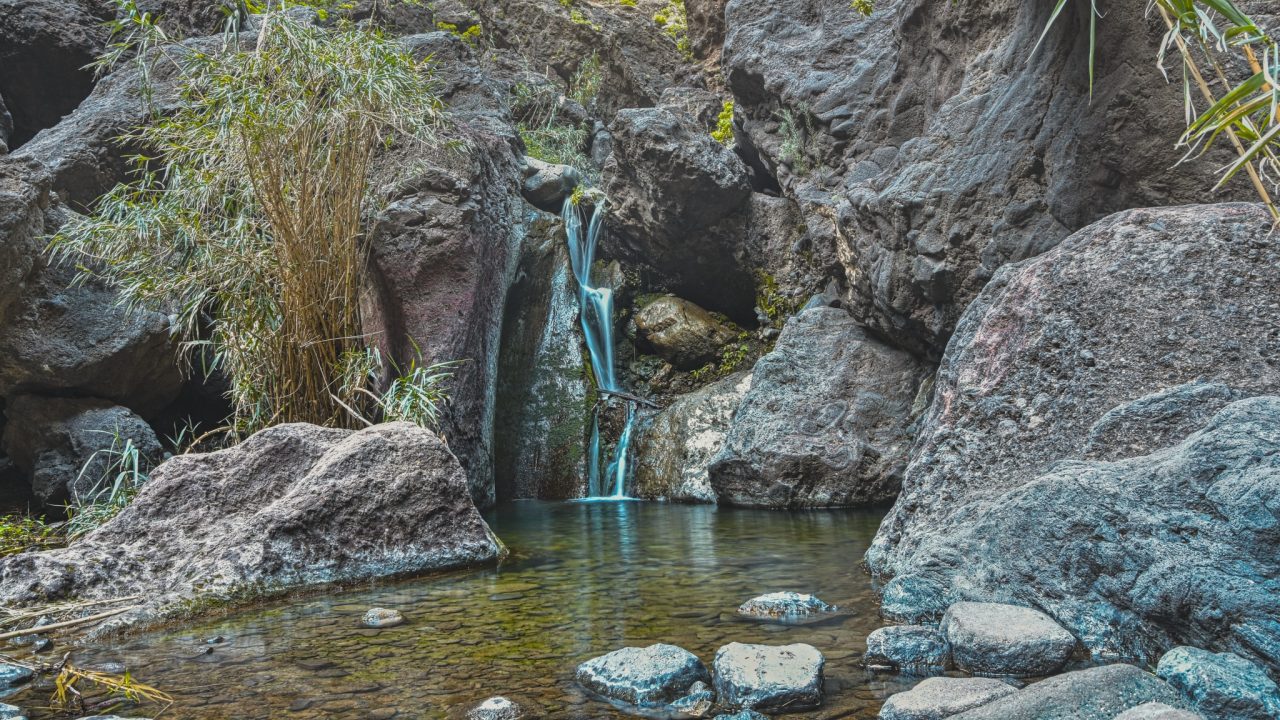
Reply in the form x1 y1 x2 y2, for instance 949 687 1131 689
435 21 482 44
711 100 735 145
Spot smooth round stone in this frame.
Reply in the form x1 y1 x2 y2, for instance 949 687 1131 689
940 602 1076 677
360 608 405 629
575 643 711 708
1156 646 1280 720
878 676 1016 720
713 642 824 712
865 625 951 672
738 591 838 621
1113 702 1203 720
466 695 524 720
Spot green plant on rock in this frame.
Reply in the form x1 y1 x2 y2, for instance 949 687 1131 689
756 270 800 327
850 0 873 16
654 0 693 60
65 425 154 539
51 6 454 437
514 75 593 172
436 20 482 45
711 100 735 145
569 52 604 108
777 104 814 175
0 515 63 557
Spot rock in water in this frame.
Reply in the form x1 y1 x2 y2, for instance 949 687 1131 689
712 642 824 712
0 663 32 688
709 307 929 508
1155 646 1280 720
941 602 1077 678
0 423 503 626
466 696 524 720
1113 704 1202 720
0 703 24 720
360 608 404 629
575 644 711 708
737 592 837 622
634 371 751 503
865 625 951 672
947 664 1181 720
669 680 715 718
878 677 1016 720
867 204 1280 670
634 296 740 370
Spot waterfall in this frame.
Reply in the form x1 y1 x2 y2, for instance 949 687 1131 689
562 197 637 499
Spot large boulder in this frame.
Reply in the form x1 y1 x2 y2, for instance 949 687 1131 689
634 295 740 369
868 204 1280 669
574 643 711 709
722 0 1253 357
708 307 930 508
712 642 824 712
1 396 162 507
633 371 750 503
941 602 1077 678
601 107 755 319
0 422 503 622
948 664 1182 720
878 677 1016 720
0 158 49 326
1156 646 1280 720
1113 704 1202 720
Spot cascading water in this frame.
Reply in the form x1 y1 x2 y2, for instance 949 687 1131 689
562 196 637 499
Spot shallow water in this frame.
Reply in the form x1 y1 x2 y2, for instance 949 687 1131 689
16 501 915 719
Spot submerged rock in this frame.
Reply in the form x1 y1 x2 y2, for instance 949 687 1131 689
466 696 524 720
878 676 1016 720
670 680 715 718
947 664 1180 720
360 608 405 629
941 602 1077 678
737 591 837 622
575 643 711 708
634 371 751 503
713 712 768 720
1155 646 1280 720
709 307 930 508
713 642 824 712
1113 704 1202 720
865 625 950 672
867 204 1280 669
0 664 32 688
0 704 23 720
634 296 739 370
0 423 503 625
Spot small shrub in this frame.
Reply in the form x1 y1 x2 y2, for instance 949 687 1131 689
654 0 693 60
66 426 153 539
569 52 603 108
514 78 593 172
617 0 637 6
711 100 735 145
436 20 482 45
756 270 800 327
777 104 814 175
850 0 873 15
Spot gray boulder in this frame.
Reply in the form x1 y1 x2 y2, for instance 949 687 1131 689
867 204 1280 669
634 371 751 503
1155 646 1280 720
709 307 930 508
1113 704 1202 720
737 591 837 622
635 295 740 370
712 642 824 712
0 422 503 626
865 625 951 672
0 158 48 326
878 677 1017 720
520 157 582 213
0 703 23 720
941 602 1077 678
575 643 711 708
0 664 32 688
949 664 1182 720
1 396 162 507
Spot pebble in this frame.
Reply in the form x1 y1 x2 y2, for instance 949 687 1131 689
361 608 405 629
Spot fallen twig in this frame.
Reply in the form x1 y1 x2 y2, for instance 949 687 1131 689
0 605 139 642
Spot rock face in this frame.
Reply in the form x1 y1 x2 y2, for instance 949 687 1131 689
574 644 711 708
709 307 929 508
601 107 755 319
0 158 48 326
948 664 1181 720
941 602 1077 678
634 296 739 369
1 396 162 507
722 0 1253 357
713 642 824 712
634 371 749 503
0 422 502 621
878 677 1016 720
865 625 951 672
868 204 1280 669
1155 646 1280 720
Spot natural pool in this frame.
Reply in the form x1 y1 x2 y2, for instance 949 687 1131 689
16 501 915 719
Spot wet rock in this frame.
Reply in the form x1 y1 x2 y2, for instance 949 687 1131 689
1113 703 1203 720
634 296 739 370
634 371 750 503
576 643 711 708
0 703 24 720
520 157 582 213
941 602 1076 678
601 107 755 319
360 608 405 629
878 676 1017 720
948 664 1181 720
0 423 503 626
712 642 824 712
1155 646 1280 720
713 712 767 720
0 663 32 688
670 680 715 718
1 396 162 507
709 307 930 508
737 592 837 622
867 205 1280 669
466 696 524 720
865 625 950 672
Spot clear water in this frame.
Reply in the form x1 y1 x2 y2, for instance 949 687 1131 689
14 501 914 719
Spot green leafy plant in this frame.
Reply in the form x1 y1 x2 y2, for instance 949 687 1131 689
712 100 735 145
850 0 873 15
777 105 814 175
514 78 593 171
755 269 800 327
569 52 604 108
436 20 482 45
0 516 63 557
51 7 450 436
654 0 693 60
1036 0 1279 218
65 426 154 539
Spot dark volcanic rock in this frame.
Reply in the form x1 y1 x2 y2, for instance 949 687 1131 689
634 296 740 369
0 422 503 622
1 396 162 507
1156 646 1280 720
708 307 929 508
0 92 12 154
948 664 1181 720
0 158 49 326
722 0 1254 357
